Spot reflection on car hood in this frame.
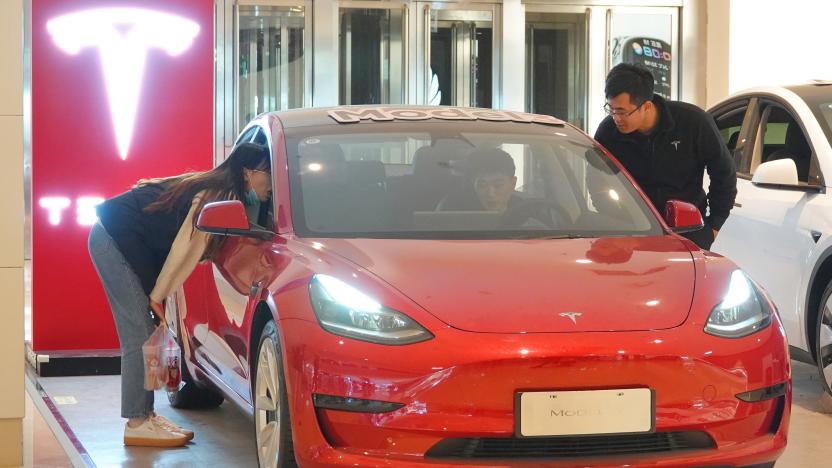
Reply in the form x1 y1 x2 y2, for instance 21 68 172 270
311 236 696 333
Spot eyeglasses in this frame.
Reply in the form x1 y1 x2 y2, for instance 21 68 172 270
249 168 271 178
603 101 645 118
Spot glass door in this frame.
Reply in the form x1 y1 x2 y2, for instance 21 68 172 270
525 8 588 128
339 2 407 105
236 4 307 131
416 2 499 108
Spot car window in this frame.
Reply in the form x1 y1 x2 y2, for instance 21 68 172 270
285 122 662 239
757 105 817 184
235 126 258 146
252 128 269 146
713 102 751 173
231 126 275 230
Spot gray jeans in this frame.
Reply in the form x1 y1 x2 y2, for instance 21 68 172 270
88 222 155 419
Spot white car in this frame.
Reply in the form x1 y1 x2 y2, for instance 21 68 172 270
708 82 832 395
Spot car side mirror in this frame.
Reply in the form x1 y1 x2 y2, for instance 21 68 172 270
664 200 704 233
752 159 799 186
196 200 274 240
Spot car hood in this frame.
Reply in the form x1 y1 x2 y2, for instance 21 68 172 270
313 236 696 333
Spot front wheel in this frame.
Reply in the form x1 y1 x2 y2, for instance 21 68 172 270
815 281 832 396
254 321 296 468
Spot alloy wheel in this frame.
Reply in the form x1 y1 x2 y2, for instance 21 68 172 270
819 295 832 395
255 337 281 468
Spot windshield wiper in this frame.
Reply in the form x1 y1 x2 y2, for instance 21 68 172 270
508 233 589 240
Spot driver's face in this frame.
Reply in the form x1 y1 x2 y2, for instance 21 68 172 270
474 173 517 212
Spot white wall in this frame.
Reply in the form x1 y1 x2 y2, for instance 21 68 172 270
729 0 832 92
703 0 729 107
0 0 25 464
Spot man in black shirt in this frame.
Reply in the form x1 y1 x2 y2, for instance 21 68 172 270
594 63 736 249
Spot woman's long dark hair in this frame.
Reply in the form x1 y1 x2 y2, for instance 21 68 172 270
140 143 270 258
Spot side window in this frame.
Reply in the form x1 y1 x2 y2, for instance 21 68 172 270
716 110 744 150
234 126 258 146
239 127 274 230
757 105 817 184
712 99 753 175
252 128 269 146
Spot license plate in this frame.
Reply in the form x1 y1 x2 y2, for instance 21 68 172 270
517 388 654 437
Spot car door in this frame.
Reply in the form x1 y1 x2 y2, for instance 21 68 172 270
711 95 825 347
206 236 276 403
202 126 279 402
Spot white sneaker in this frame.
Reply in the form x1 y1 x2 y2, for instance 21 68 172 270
152 414 194 441
124 418 188 447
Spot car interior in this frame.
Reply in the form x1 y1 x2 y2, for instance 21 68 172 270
292 134 657 236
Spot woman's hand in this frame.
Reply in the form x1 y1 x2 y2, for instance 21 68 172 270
149 299 167 327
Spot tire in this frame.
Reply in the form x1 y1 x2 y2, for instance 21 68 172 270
253 321 296 468
815 281 832 396
167 347 225 409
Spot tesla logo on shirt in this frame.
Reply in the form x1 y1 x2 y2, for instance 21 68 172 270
46 8 200 160
671 140 681 150
559 312 582 324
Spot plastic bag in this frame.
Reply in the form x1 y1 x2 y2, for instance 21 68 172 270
163 332 182 392
142 324 182 391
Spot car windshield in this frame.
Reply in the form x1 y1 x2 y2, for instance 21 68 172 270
285 121 662 239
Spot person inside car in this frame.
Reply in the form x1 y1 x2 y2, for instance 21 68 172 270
438 148 561 229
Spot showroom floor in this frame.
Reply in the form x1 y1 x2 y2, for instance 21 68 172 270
33 360 832 467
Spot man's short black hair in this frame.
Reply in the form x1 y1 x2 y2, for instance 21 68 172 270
464 148 515 178
605 63 655 105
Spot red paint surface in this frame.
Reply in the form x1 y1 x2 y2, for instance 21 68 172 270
31 0 214 350
173 112 791 466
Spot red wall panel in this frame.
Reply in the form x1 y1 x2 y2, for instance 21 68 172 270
32 0 214 350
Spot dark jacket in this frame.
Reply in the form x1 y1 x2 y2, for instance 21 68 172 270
96 183 197 295
594 95 737 230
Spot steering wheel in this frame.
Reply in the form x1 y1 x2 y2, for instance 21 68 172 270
500 199 569 229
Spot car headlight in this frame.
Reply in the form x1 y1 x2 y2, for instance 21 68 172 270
704 270 772 338
308 274 433 345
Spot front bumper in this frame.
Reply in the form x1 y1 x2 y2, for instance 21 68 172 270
277 317 790 467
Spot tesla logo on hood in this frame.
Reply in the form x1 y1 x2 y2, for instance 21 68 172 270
46 8 200 160
559 312 582 324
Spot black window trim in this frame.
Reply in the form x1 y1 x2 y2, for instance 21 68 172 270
711 97 759 176
753 96 825 190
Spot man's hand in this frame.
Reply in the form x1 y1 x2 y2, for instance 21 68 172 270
149 299 167 327
712 228 719 239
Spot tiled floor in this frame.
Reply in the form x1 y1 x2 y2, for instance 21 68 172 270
34 360 832 467
777 360 832 467
38 375 256 467
23 378 74 467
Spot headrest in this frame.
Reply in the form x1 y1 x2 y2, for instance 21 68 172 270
784 122 810 158
299 142 346 163
346 160 385 186
726 131 739 149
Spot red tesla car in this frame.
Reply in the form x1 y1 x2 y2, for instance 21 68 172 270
166 106 790 467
